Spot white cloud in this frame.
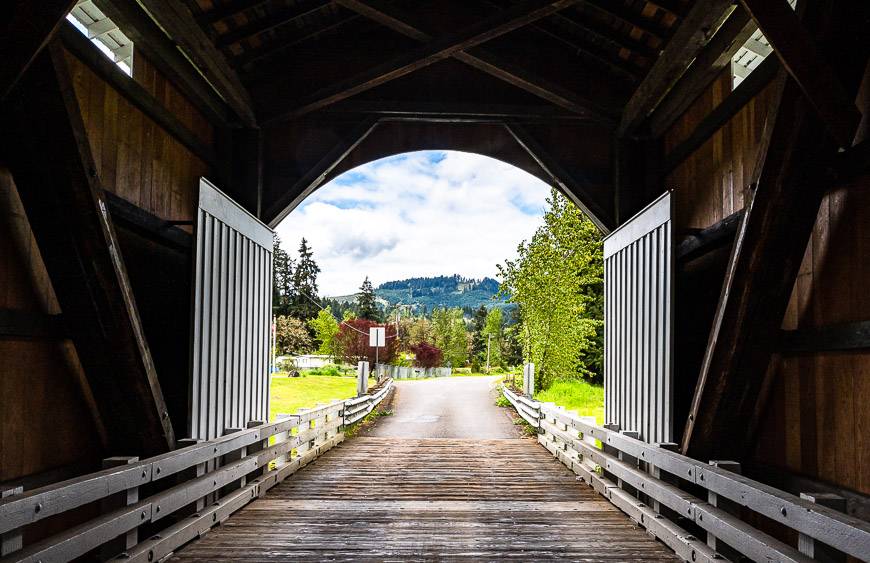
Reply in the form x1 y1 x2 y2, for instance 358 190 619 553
274 150 551 296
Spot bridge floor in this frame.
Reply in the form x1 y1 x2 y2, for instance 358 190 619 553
170 437 677 561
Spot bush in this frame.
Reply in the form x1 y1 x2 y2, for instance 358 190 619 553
410 342 443 368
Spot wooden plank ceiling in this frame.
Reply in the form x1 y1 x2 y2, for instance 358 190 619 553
177 0 690 125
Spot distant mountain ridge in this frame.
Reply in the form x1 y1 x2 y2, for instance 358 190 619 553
329 274 508 313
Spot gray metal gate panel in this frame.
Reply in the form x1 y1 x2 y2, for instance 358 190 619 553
603 191 673 444
190 178 273 440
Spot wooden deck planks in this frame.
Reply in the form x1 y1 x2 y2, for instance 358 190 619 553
171 437 677 561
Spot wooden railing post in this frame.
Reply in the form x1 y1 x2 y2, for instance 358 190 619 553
651 442 679 516
246 421 267 479
296 408 311 458
602 423 620 484
100 456 139 559
176 438 206 513
523 362 535 396
357 361 369 396
798 492 847 562
618 430 640 497
706 460 741 559
221 427 246 494
1 485 23 557
274 414 292 468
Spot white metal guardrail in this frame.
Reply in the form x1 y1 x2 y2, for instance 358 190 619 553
501 386 870 563
375 364 452 379
0 380 393 563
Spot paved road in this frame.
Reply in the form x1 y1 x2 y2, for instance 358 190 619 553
365 376 520 439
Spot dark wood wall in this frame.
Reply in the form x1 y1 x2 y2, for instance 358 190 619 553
0 45 214 483
0 168 103 482
666 62 870 498
66 50 212 221
665 68 779 229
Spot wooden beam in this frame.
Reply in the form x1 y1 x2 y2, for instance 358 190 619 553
264 118 381 227
580 0 671 43
197 0 270 25
91 0 234 127
661 54 779 175
519 19 641 82
0 309 66 339
746 462 870 523
680 64 851 460
834 138 870 184
780 321 870 354
59 23 219 169
676 209 744 262
3 42 176 455
618 0 736 138
331 0 616 121
0 0 77 100
739 0 861 148
234 14 362 69
503 121 613 232
549 12 657 60
104 191 193 252
263 0 583 123
216 0 331 47
648 6 756 138
324 100 586 121
136 0 257 127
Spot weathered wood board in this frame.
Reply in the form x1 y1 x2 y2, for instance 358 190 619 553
170 437 678 561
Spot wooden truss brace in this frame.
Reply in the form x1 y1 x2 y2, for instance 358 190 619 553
327 0 615 123
0 0 77 100
682 0 869 460
263 117 381 227
91 0 234 127
618 0 736 138
503 121 613 232
135 0 257 127
3 42 175 455
739 0 860 148
262 0 620 124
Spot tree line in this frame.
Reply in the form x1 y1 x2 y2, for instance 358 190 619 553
272 188 603 387
271 236 520 370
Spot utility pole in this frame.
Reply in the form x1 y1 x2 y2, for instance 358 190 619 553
485 334 492 373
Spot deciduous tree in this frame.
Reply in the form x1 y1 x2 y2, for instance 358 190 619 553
497 189 603 388
411 342 443 368
334 318 398 365
275 315 313 355
431 307 468 367
308 308 339 356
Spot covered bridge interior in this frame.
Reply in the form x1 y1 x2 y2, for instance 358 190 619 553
1 0 870 559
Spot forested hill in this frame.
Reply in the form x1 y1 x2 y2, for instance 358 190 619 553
331 275 508 313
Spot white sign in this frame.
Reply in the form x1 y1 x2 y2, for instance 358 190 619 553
369 327 385 347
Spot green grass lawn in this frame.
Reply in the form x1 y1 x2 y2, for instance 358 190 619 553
534 379 605 424
269 374 375 421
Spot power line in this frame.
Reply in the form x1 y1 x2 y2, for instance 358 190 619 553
289 288 398 338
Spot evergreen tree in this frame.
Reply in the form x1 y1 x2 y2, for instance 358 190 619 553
356 276 380 321
272 234 294 316
288 238 320 321
470 305 488 356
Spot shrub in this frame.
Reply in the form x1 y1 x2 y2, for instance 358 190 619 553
410 342 443 368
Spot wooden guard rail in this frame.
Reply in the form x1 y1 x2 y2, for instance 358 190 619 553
0 379 394 563
501 386 870 562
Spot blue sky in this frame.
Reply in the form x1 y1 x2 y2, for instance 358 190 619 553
274 150 552 296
